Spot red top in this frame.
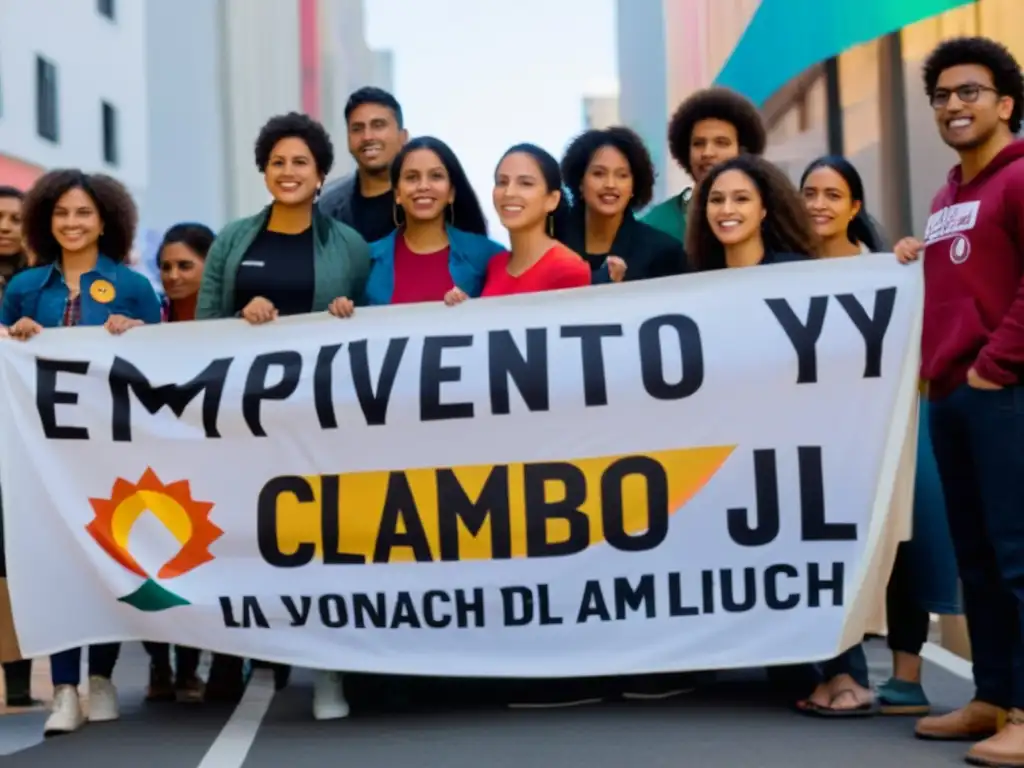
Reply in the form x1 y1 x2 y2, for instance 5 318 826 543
921 140 1024 398
391 235 454 304
481 245 591 297
164 294 197 322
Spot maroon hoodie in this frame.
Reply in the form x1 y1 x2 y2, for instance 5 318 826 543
922 139 1024 399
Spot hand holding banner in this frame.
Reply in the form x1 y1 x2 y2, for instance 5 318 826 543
0 255 922 677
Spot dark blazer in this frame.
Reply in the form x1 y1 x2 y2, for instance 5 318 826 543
560 208 688 283
694 249 811 272
762 251 810 265
318 173 357 227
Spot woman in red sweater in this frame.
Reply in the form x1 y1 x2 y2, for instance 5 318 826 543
446 143 589 303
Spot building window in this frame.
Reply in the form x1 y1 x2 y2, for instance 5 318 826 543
101 101 118 165
97 0 115 20
35 56 58 143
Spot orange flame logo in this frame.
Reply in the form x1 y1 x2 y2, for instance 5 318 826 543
87 469 220 611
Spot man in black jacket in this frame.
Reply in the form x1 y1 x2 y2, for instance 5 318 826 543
318 87 408 243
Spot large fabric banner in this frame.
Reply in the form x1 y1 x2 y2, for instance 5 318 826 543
0 255 922 677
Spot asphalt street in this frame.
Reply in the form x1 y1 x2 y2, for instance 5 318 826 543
0 639 977 767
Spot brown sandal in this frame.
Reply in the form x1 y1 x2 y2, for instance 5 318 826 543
803 688 876 718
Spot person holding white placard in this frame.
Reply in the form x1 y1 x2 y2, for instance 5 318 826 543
196 113 363 722
0 169 162 735
686 154 822 702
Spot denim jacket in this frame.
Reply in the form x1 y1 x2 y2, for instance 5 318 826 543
0 255 162 328
363 227 504 306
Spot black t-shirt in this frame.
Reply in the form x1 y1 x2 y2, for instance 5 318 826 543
233 227 316 317
351 187 396 243
582 251 608 271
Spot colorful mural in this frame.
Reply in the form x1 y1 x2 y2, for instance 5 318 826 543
714 0 976 105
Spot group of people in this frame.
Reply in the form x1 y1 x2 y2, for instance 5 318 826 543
0 31 1021 768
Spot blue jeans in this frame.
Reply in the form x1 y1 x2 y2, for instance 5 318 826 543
50 644 120 687
930 384 1024 709
819 644 869 688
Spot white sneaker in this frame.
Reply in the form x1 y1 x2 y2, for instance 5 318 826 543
87 676 119 722
44 685 85 737
312 671 349 721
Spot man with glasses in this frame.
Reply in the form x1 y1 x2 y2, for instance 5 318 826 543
895 36 1024 766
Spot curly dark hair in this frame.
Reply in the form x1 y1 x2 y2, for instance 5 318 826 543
923 36 1024 134
560 126 657 210
254 112 335 176
667 88 767 175
22 169 137 265
686 155 818 271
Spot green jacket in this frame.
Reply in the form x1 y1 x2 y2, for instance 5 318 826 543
641 188 692 245
196 206 370 319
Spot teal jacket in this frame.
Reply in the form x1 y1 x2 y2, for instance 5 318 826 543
196 206 370 319
641 188 692 244
363 227 504 305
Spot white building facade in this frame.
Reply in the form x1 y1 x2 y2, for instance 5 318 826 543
0 0 147 195
319 0 395 179
0 0 395 278
143 0 230 243
614 0 672 203
141 0 393 282
582 95 621 130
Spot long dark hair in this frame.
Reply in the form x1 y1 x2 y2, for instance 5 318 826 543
496 143 571 238
391 136 488 236
158 222 215 262
799 156 885 253
687 155 818 272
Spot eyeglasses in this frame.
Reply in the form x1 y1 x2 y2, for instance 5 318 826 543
930 83 999 108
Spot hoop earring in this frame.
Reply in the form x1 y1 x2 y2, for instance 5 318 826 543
447 204 455 227
393 203 402 228
547 214 554 237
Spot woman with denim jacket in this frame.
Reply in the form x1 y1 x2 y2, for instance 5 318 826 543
363 136 502 306
0 169 161 736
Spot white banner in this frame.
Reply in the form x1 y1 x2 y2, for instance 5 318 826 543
0 255 922 677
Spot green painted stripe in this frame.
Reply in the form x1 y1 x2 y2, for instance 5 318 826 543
714 0 976 105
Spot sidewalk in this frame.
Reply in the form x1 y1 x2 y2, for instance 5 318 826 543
0 645 155 717
0 658 51 716
0 639 978 768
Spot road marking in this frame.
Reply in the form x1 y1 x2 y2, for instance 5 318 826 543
920 641 972 681
195 668 276 768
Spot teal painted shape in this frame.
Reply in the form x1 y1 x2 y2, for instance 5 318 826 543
714 0 976 106
118 579 190 612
